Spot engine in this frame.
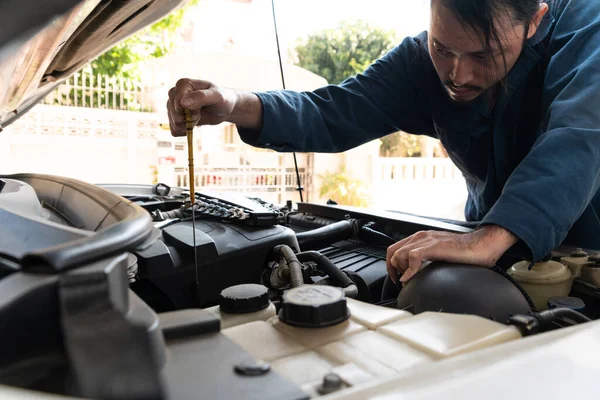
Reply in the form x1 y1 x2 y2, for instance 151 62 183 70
122 186 392 311
103 183 600 322
2 175 600 400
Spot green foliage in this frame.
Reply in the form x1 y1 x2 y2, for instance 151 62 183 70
89 0 200 79
319 167 371 208
294 20 397 85
379 132 421 157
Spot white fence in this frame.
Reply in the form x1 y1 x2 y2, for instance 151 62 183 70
42 70 156 112
372 157 468 221
1 105 161 184
375 157 463 181
1 104 311 204
2 98 467 218
175 167 310 204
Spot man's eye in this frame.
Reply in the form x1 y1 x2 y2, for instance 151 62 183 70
435 46 450 57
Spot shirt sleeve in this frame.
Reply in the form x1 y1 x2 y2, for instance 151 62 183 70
481 0 600 260
237 35 434 153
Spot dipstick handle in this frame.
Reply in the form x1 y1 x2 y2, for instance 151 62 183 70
185 109 195 203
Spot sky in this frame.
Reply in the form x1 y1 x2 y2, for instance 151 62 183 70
275 0 431 43
186 0 431 60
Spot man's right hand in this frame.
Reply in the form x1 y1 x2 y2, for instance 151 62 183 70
166 78 263 137
166 79 237 137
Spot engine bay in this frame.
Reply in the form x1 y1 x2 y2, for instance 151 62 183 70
1 174 600 399
101 182 600 320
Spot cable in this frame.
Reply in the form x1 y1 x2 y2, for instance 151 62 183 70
270 0 304 202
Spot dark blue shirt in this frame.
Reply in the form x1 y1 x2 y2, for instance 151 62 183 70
238 0 600 261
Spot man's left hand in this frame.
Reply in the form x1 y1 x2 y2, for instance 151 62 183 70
386 225 518 284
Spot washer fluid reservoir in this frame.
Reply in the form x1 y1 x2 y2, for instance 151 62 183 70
508 260 575 311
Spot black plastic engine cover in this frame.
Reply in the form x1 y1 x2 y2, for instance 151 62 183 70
134 220 299 309
397 262 534 321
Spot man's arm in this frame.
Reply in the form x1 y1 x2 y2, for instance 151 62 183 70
236 35 435 153
226 91 263 130
480 0 600 261
168 35 434 147
388 0 600 283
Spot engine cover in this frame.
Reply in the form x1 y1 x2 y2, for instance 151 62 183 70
133 219 299 310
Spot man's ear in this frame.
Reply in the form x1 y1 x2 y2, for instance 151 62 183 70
527 3 549 39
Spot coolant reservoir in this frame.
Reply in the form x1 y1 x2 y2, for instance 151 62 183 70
508 260 574 311
204 284 277 329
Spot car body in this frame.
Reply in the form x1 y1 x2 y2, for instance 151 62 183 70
1 1 599 399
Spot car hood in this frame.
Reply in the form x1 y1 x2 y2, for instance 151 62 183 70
0 0 186 129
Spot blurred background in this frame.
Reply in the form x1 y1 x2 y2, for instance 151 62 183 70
0 0 467 220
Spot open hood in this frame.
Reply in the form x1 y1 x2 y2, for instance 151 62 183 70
0 0 187 129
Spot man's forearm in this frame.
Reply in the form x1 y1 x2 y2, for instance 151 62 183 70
228 91 263 130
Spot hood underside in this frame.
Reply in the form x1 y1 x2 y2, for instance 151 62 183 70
0 0 186 129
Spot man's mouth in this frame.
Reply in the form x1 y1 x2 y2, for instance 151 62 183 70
445 82 482 100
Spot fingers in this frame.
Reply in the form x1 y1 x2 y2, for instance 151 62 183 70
173 79 211 114
386 231 439 284
386 261 400 284
390 241 424 276
386 236 412 283
167 78 214 136
180 88 223 111
400 247 426 283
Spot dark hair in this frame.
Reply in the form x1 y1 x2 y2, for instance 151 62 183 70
435 0 542 83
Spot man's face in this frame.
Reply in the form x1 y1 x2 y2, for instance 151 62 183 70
428 2 537 104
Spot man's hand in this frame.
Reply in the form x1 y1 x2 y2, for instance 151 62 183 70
167 78 264 137
167 79 238 137
386 225 517 284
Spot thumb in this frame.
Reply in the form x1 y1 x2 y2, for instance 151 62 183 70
180 88 222 110
173 78 211 112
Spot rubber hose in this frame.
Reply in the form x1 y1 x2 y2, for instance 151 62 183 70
295 219 358 250
359 224 396 247
162 207 184 220
538 308 591 325
274 245 304 287
296 251 359 299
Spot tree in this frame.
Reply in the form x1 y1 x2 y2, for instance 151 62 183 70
293 20 397 85
293 20 423 157
59 1 201 111
379 132 421 157
89 0 200 79
319 167 371 207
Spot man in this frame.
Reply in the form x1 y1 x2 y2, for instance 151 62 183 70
167 0 600 285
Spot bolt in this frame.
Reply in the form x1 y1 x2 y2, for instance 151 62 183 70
234 360 270 376
317 373 343 395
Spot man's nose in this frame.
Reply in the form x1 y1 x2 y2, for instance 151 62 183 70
449 57 474 86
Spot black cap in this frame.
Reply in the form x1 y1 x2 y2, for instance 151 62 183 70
219 284 270 314
588 253 600 264
278 286 350 328
570 248 588 258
